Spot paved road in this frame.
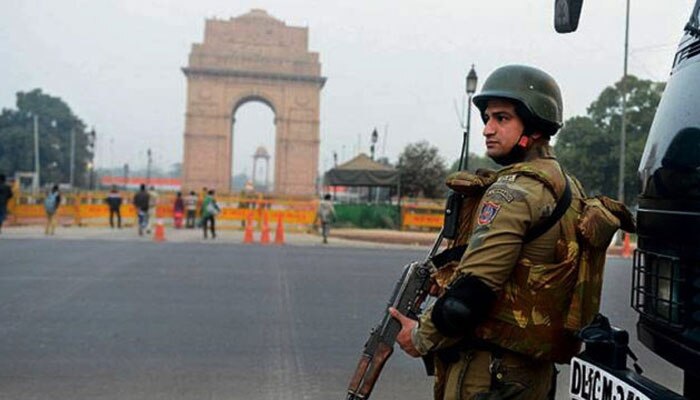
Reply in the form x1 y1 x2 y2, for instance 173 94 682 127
0 239 683 399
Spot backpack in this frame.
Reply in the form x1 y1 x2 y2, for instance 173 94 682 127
318 201 335 222
206 200 220 216
44 192 58 214
433 167 636 361
564 195 635 332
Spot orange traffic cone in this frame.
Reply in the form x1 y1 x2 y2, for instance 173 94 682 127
260 211 271 244
274 214 285 245
622 232 632 258
243 212 254 244
153 219 166 242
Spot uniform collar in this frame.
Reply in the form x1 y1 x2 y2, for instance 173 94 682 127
524 143 556 162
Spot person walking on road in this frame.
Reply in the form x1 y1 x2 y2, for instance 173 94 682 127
106 185 123 229
201 189 219 239
173 191 185 229
133 184 150 236
390 65 586 400
316 194 336 244
196 187 207 228
44 184 61 235
184 190 197 228
0 174 13 234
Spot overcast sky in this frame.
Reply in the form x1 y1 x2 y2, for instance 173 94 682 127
0 0 694 180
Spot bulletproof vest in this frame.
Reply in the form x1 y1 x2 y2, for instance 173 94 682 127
440 160 633 362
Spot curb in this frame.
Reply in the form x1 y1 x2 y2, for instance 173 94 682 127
332 230 637 256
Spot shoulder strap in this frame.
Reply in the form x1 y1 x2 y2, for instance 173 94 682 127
433 175 572 264
523 176 572 244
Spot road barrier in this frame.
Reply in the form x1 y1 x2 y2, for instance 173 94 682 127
7 191 446 232
8 191 317 231
400 199 444 230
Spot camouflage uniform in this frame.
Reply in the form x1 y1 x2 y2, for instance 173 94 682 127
413 145 585 400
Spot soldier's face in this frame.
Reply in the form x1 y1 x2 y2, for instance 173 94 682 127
482 99 525 159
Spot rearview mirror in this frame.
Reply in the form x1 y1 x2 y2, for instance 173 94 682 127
554 0 584 33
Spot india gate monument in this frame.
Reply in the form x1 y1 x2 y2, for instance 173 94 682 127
181 9 325 195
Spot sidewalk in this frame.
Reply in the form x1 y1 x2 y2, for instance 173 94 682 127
0 225 634 255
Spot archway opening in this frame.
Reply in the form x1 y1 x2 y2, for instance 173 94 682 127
231 100 276 193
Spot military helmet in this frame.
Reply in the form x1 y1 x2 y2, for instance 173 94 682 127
473 65 563 134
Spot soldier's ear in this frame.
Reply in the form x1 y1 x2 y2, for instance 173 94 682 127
517 136 530 148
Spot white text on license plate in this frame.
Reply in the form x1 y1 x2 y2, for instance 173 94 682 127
569 357 651 400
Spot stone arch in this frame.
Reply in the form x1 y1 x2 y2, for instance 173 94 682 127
232 94 277 117
181 9 325 195
230 94 276 191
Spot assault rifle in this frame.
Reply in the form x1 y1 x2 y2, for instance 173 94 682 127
346 121 471 400
345 232 446 400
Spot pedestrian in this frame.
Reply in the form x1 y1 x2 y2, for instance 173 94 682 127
184 190 197 228
44 184 61 235
106 185 123 229
0 174 13 234
201 189 219 239
133 184 150 236
196 186 207 228
173 191 185 229
316 194 336 244
147 185 158 234
390 65 585 400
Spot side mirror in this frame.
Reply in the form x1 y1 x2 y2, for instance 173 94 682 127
554 0 584 33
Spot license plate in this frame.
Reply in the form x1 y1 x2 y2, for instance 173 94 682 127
569 357 651 400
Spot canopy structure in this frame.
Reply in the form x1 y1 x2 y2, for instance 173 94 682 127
324 153 399 187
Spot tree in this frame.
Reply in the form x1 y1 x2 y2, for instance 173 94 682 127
0 89 94 188
397 141 448 198
555 75 665 204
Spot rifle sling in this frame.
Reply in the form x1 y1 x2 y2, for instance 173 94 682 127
431 244 469 268
523 176 572 244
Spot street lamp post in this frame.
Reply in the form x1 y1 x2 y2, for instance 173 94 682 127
370 128 378 160
123 163 129 190
146 148 152 186
25 113 41 192
369 128 379 202
87 128 96 189
461 65 478 171
33 114 39 190
69 127 76 188
332 151 338 200
26 113 60 191
619 0 630 206
615 0 631 245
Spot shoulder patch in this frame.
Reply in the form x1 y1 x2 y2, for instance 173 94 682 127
485 186 516 203
478 201 501 225
497 174 517 183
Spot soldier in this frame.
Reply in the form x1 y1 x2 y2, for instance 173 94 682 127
390 65 585 399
